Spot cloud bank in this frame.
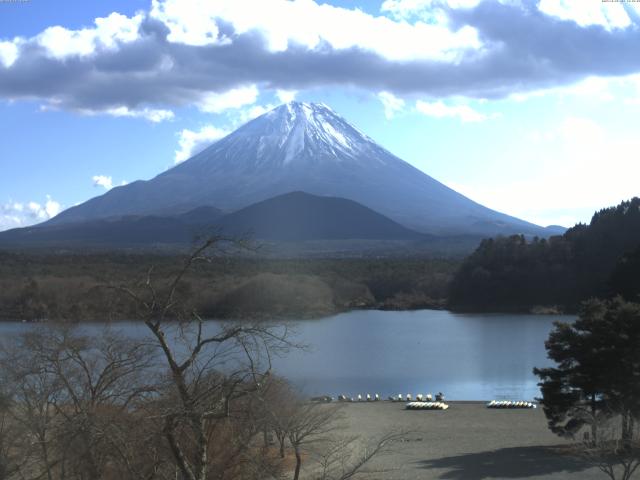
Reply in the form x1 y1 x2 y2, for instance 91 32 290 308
1 0 640 119
1 196 61 231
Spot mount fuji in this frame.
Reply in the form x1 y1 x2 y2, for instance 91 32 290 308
47 102 556 237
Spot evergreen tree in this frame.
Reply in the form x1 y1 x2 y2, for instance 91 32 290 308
610 245 640 302
534 298 640 445
449 197 640 311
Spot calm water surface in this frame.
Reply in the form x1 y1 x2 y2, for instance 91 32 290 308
0 309 572 401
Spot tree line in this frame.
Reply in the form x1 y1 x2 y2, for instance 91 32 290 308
0 252 457 322
449 197 640 312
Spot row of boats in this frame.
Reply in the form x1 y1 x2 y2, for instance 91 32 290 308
316 396 537 409
486 400 537 409
405 401 449 410
391 393 445 402
337 394 380 402
334 393 446 403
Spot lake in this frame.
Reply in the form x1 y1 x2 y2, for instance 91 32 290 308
0 309 572 401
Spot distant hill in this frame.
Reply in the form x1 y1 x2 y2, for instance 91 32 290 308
543 225 567 235
45 101 556 237
175 206 224 225
0 192 428 249
448 197 640 312
0 215 197 247
216 191 426 241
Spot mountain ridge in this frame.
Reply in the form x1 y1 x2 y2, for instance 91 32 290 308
45 101 557 237
0 191 428 248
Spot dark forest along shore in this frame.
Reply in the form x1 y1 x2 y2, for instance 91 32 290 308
0 309 570 400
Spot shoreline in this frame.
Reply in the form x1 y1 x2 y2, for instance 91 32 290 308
0 303 576 324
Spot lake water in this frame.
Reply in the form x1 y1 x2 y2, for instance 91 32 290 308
0 309 572 401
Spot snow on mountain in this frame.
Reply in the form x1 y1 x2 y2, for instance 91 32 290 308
49 101 548 237
181 101 387 173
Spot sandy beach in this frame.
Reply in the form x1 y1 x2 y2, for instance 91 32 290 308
333 401 609 479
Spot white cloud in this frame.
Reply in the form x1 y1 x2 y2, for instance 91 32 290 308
538 0 639 31
149 0 228 47
0 214 22 232
276 89 297 104
37 12 143 59
381 0 639 31
415 99 496 122
44 196 61 218
43 103 175 122
198 85 259 113
1 196 61 231
93 11 143 46
381 0 481 21
92 175 114 190
150 0 482 62
378 91 406 119
175 125 229 163
236 103 277 125
88 106 175 122
92 175 129 190
37 26 96 58
509 75 621 103
0 40 20 68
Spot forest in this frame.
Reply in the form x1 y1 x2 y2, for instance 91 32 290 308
448 198 640 312
0 252 457 322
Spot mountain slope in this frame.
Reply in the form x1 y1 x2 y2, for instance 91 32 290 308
48 102 550 236
216 191 426 241
0 215 194 247
0 192 426 247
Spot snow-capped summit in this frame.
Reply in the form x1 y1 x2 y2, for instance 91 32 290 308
184 101 387 172
263 101 372 163
49 101 550 237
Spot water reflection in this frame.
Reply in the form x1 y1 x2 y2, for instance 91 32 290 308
271 310 570 400
0 310 572 400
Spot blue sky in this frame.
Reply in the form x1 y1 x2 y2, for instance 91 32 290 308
1 0 640 231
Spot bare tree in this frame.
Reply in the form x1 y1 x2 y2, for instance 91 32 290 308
1 338 62 480
258 376 298 459
574 417 640 480
0 326 162 480
287 402 342 480
264 388 407 480
111 237 294 480
0 390 18 480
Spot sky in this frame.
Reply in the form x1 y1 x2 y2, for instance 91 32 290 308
1 0 640 231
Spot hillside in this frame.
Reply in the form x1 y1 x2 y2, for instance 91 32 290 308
448 197 640 312
216 191 426 241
